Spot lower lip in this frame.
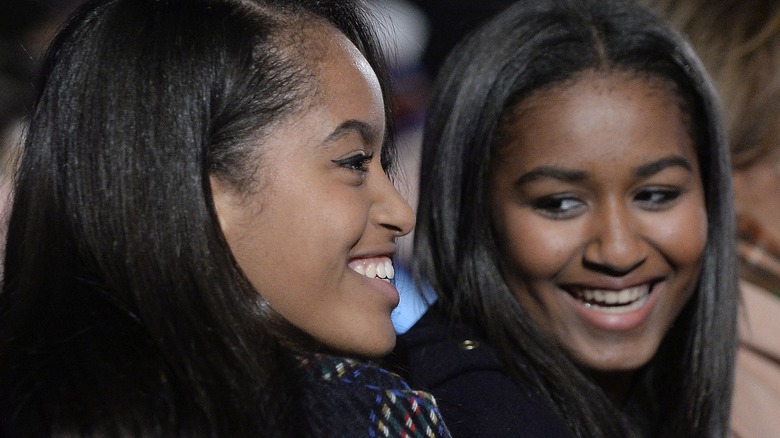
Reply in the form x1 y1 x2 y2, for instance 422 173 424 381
355 272 401 307
564 284 660 332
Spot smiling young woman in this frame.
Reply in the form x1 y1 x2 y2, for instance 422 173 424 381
0 0 450 436
490 71 707 388
389 0 737 436
210 22 415 358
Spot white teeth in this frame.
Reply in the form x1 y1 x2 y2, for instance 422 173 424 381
348 257 395 281
375 262 386 278
573 285 651 314
584 295 649 314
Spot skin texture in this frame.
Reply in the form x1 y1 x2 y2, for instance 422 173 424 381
211 24 415 357
490 71 707 393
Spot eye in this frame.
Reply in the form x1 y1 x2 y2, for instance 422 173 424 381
332 151 373 173
634 187 681 210
532 195 586 219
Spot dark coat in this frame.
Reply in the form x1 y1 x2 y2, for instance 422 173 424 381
388 306 575 438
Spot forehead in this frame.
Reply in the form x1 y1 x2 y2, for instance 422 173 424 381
283 20 383 116
254 22 385 154
496 71 697 166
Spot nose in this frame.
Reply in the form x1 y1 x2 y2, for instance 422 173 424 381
583 201 646 275
373 172 416 238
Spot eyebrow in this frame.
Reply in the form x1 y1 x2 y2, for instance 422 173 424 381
514 155 694 186
634 156 693 178
515 167 586 186
323 119 379 146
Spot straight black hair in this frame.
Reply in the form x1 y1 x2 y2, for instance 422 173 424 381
0 0 393 435
413 0 737 436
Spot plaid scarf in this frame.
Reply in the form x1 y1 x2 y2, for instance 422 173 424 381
298 353 451 438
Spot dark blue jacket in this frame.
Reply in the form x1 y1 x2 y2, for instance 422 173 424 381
388 306 575 438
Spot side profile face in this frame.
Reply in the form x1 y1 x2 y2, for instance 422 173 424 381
212 23 415 357
490 71 707 374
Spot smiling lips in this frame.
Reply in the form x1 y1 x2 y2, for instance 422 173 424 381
567 284 652 314
348 256 395 283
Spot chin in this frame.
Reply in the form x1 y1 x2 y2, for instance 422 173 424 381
354 337 396 359
321 332 396 359
569 342 659 373
580 351 656 373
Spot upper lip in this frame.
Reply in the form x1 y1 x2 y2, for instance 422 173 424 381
348 242 398 262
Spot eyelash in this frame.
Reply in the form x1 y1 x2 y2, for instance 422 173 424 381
531 187 683 219
332 152 373 173
634 187 682 210
532 195 585 219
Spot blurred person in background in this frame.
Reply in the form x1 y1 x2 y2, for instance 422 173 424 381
640 1 780 436
0 1 84 280
0 3 42 277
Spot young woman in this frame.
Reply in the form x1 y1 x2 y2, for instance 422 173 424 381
390 0 738 436
0 0 451 436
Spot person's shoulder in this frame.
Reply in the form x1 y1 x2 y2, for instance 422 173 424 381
733 280 780 438
739 280 780 356
390 306 504 386
298 353 451 438
389 308 575 438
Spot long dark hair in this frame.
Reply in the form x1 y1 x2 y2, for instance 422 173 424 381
413 0 737 436
0 0 392 435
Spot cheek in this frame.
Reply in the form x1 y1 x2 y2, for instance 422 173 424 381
495 206 581 281
309 195 370 247
646 201 708 268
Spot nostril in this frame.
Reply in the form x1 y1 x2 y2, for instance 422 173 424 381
381 223 405 235
584 214 645 275
583 257 646 276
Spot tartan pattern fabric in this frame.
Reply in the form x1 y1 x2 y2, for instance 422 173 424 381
298 354 451 437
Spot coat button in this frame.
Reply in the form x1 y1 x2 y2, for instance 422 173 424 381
459 340 479 350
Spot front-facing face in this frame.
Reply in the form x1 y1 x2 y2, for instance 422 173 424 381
212 24 415 357
490 71 707 375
